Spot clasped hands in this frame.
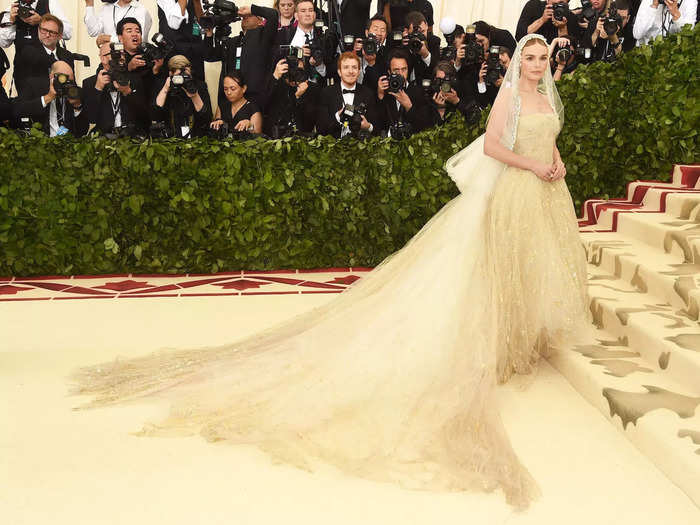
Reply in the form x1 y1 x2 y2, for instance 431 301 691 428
533 159 567 182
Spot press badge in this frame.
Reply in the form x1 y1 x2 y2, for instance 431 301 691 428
235 46 242 70
192 20 201 37
56 126 69 136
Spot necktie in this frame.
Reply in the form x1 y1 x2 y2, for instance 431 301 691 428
49 52 57 63
342 89 355 94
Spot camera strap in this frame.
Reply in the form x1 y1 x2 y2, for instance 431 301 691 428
112 4 134 31
110 91 122 123
662 0 683 36
56 97 66 128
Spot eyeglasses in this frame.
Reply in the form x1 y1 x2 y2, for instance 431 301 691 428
39 27 60 38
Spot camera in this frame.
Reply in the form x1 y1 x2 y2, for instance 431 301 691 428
407 30 426 54
440 45 457 61
149 121 171 139
387 73 405 93
16 0 34 20
107 42 130 87
462 25 484 66
199 0 240 30
363 33 379 55
280 45 307 83
556 46 572 64
137 33 173 69
342 34 357 53
484 46 504 87
171 73 198 95
422 76 454 97
602 2 622 36
579 0 598 24
53 72 81 99
339 102 367 135
387 30 404 48
552 2 570 21
389 121 413 140
308 20 337 65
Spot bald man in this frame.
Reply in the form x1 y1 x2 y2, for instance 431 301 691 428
13 60 89 136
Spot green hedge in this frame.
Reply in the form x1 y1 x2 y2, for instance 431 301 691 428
0 25 697 276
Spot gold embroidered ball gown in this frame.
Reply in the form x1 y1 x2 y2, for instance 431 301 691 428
70 36 588 509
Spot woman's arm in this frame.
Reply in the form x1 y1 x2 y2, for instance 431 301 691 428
251 111 263 134
483 87 555 181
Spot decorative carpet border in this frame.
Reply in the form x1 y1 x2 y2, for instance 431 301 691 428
0 269 373 302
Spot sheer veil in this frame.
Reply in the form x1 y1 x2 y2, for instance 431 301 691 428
446 33 563 193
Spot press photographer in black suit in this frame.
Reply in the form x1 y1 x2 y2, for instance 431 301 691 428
206 4 279 108
423 61 481 129
156 0 206 80
12 14 73 96
82 42 150 136
317 51 379 138
515 0 583 42
152 54 211 138
376 49 428 137
403 10 440 83
263 56 317 137
359 15 389 95
13 60 88 136
114 18 165 99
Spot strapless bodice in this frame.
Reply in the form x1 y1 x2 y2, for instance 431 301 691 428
512 113 560 165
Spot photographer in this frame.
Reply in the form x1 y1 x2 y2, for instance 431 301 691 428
423 61 480 128
12 13 72 96
82 41 150 136
358 15 388 94
210 71 262 134
515 0 582 42
475 45 511 108
156 0 207 81
317 51 379 139
112 17 165 102
0 0 72 48
13 60 88 136
206 4 279 109
589 0 636 61
376 49 428 137
274 0 296 41
403 10 440 83
152 54 211 138
279 0 328 81
262 55 316 137
84 0 152 42
633 0 696 46
378 0 433 32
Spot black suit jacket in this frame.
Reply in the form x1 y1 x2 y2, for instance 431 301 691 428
207 4 279 107
0 83 12 124
262 74 317 136
14 43 74 97
82 72 150 135
333 0 372 39
377 83 428 134
317 82 380 138
151 76 212 138
13 76 89 137
488 27 517 53
411 34 441 83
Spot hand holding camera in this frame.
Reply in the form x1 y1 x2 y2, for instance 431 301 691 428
390 88 412 111
128 55 147 72
95 69 111 91
540 4 554 23
294 81 309 99
12 1 39 25
273 58 289 80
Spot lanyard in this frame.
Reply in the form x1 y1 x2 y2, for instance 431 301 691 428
113 4 135 31
110 92 122 118
56 97 66 127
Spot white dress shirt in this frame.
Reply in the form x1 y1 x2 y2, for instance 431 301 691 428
290 25 327 77
84 1 153 40
157 0 190 30
0 0 72 48
633 0 697 46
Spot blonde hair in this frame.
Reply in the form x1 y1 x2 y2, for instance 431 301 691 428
168 55 192 71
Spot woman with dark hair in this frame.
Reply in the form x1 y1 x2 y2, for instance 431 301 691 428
210 72 263 134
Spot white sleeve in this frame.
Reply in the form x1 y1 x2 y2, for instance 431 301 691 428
49 0 72 40
157 0 189 30
670 0 698 33
315 62 327 77
632 2 659 41
0 11 16 48
83 6 104 37
142 7 153 40
421 52 431 66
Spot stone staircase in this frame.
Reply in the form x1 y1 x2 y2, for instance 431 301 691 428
549 164 700 508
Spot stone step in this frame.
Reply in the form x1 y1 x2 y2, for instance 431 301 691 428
549 325 700 508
